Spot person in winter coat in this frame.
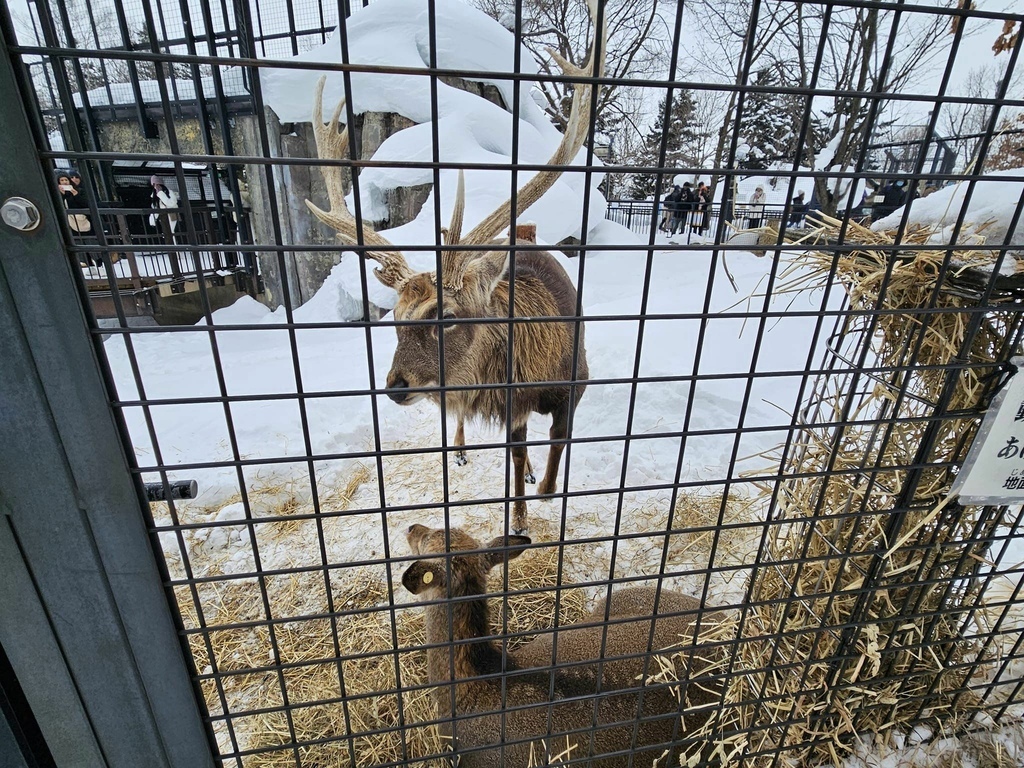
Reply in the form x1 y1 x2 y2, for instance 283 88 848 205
871 179 908 222
56 170 88 212
693 181 711 235
661 184 684 235
789 190 808 227
149 175 182 234
658 187 676 232
747 186 767 228
57 169 91 217
56 169 102 266
672 182 696 236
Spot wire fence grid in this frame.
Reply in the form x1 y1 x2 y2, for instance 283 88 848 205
4 0 1024 765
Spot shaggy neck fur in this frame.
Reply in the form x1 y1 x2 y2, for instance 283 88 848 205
435 277 565 428
423 572 513 702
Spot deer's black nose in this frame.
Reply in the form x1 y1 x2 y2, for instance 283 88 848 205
387 378 409 403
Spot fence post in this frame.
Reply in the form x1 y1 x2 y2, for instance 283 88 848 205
116 212 144 291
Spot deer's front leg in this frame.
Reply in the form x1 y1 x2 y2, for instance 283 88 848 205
453 418 468 467
510 424 529 535
538 403 570 496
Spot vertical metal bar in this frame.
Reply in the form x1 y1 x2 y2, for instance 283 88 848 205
326 0 407 759
106 0 159 137
0 14 215 764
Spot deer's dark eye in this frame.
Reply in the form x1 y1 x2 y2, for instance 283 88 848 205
431 312 458 339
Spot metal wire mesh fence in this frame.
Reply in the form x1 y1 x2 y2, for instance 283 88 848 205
4 0 1024 765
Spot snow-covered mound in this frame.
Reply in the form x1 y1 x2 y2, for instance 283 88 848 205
261 0 540 126
873 172 1024 269
260 0 608 309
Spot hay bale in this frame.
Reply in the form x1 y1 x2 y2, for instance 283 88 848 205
679 220 1018 765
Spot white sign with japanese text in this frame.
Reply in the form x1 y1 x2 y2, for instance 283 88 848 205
953 358 1024 504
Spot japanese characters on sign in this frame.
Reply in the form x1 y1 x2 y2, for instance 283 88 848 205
953 358 1024 504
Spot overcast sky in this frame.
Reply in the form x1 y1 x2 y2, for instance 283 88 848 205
6 0 1022 134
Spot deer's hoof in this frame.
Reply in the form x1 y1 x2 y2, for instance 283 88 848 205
454 452 468 467
524 471 536 485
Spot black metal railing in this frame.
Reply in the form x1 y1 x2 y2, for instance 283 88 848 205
68 205 256 282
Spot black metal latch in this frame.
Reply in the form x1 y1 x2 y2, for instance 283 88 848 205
144 479 198 502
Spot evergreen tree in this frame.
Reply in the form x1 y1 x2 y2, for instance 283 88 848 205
737 67 799 170
629 91 701 199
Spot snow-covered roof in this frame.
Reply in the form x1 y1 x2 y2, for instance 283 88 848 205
71 68 249 108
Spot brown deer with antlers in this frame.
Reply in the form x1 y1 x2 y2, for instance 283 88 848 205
305 2 606 534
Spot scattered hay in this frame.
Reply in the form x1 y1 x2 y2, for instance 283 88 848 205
666 488 757 563
172 525 590 766
256 463 374 542
681 219 1019 765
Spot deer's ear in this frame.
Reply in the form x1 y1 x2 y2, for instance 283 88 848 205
464 250 509 298
483 535 531 570
402 561 445 594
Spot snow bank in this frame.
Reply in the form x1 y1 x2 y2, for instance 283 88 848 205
873 172 1024 269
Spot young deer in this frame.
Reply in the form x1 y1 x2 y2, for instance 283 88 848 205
402 524 723 767
305 2 606 534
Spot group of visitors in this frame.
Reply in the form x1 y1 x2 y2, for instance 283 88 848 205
55 168 181 268
55 168 101 267
658 180 712 237
649 174 923 237
658 180 813 237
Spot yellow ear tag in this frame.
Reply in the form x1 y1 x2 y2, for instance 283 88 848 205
422 571 434 585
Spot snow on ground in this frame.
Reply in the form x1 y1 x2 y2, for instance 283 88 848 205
104 233 827 608
107 235 1024 763
825 717 1024 768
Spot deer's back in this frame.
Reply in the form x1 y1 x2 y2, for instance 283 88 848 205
446 587 721 767
445 686 686 768
516 587 716 699
510 251 581 321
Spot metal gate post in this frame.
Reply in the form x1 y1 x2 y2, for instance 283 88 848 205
0 18 216 768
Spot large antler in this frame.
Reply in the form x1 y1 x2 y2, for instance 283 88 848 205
439 169 465 281
306 76 468 290
305 76 415 288
448 0 607 271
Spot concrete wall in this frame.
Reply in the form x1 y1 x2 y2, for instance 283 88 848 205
96 116 238 156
